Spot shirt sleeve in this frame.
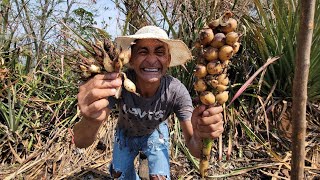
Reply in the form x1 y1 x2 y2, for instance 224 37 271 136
173 83 194 121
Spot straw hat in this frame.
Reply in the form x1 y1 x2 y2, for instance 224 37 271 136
115 26 192 67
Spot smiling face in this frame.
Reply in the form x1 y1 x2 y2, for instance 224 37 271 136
130 39 171 86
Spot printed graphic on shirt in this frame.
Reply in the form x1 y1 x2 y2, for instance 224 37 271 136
122 104 165 121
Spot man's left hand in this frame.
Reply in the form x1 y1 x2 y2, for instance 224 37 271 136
191 105 224 139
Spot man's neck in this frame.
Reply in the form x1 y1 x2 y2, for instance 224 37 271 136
136 79 161 98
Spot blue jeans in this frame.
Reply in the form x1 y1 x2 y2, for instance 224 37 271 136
110 122 170 179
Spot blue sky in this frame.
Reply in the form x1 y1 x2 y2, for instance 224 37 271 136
93 0 124 39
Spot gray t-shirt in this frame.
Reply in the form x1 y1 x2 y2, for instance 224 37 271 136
108 70 194 136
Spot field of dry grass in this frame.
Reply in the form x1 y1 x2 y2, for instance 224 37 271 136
1 107 319 179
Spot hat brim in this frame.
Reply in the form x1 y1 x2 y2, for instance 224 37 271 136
115 35 192 67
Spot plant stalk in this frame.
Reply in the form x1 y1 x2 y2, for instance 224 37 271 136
291 0 315 179
200 138 213 177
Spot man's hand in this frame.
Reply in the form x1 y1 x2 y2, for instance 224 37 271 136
73 72 122 148
180 105 224 158
191 105 224 140
77 72 122 122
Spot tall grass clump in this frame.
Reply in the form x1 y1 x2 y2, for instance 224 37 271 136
0 47 79 163
242 0 320 102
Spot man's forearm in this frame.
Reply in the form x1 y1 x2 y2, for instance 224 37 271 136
180 120 203 158
73 118 103 148
186 135 203 158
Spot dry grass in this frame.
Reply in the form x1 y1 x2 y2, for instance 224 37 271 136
0 115 117 180
1 103 319 179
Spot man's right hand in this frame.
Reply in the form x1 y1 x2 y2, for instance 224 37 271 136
77 72 122 122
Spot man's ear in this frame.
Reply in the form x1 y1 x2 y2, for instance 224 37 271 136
167 52 172 67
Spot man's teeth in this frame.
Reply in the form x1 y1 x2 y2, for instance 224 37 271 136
143 68 159 72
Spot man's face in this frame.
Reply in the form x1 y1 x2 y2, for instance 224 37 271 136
130 39 171 84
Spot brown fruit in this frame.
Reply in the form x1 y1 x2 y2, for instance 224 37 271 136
194 79 207 92
217 73 227 80
226 32 239 46
82 71 92 78
219 45 234 61
210 33 226 49
216 84 228 92
208 19 220 29
88 57 95 64
208 79 219 88
219 11 233 26
207 61 223 75
121 72 140 96
203 47 219 61
221 78 229 86
194 64 207 78
123 77 136 93
200 28 214 46
103 53 115 72
118 49 131 65
89 64 101 73
221 18 238 33
200 91 216 105
79 65 88 72
217 74 229 85
216 91 229 105
232 42 240 54
221 60 230 68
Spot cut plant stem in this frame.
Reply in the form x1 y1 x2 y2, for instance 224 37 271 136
200 138 213 177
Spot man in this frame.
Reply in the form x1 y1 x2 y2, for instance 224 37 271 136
73 26 224 180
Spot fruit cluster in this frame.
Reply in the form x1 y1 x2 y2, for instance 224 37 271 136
70 34 139 98
194 11 240 177
76 39 123 78
194 11 240 107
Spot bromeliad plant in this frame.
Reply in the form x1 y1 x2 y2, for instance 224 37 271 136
242 0 320 102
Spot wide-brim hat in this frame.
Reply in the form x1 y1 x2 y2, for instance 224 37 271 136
115 26 192 67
